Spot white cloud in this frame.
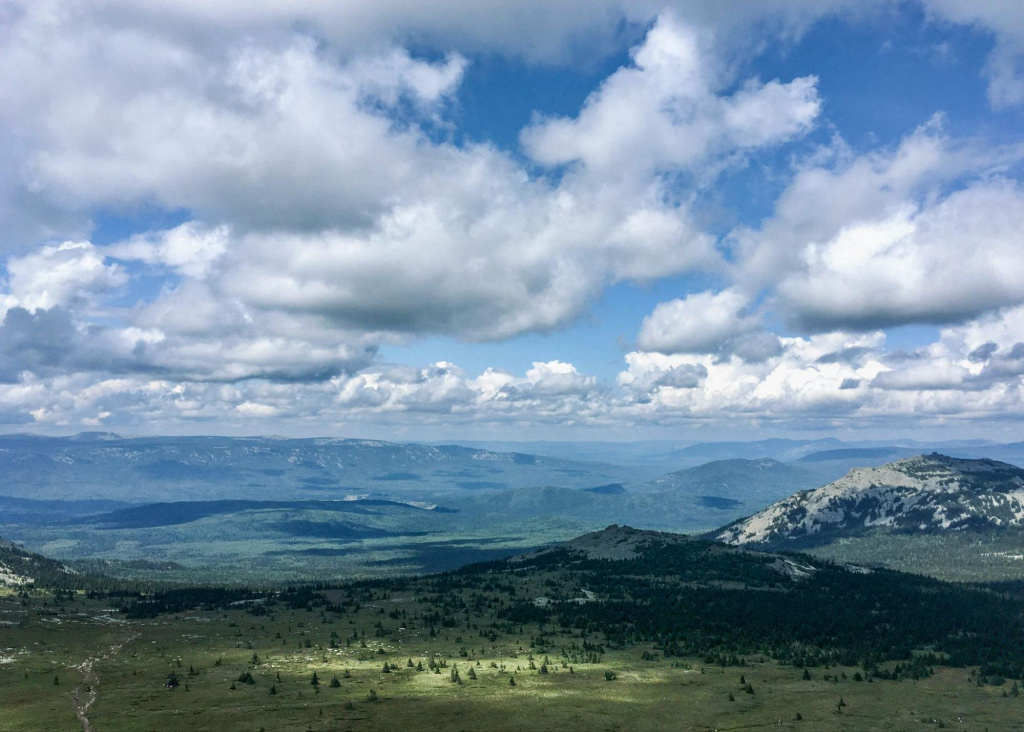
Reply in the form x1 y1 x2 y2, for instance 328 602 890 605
0 33 453 232
0 1 1023 436
236 401 279 417
774 180 1024 331
346 49 466 111
109 223 229 279
730 121 962 291
0 12 752 343
521 15 821 180
0 309 1022 433
524 361 598 396
637 289 759 354
920 0 1024 108
727 119 1024 332
210 177 717 341
0 241 124 316
777 180 1024 330
11 1 881 67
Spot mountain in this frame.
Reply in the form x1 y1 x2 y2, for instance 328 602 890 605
0 433 631 502
427 440 683 474
0 536 74 587
658 438 847 467
796 447 919 463
713 453 1024 548
640 457 823 503
581 483 627 495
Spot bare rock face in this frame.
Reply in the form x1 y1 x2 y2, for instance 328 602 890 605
714 454 1024 547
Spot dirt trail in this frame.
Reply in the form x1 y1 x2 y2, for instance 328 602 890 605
71 632 140 732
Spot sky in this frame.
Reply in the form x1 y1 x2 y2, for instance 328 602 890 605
1 1 1023 442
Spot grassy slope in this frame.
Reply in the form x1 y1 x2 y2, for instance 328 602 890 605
1 590 1022 732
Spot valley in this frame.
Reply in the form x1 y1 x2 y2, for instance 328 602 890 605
5 435 1024 585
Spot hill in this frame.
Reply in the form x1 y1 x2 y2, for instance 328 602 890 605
437 524 1024 680
0 536 75 587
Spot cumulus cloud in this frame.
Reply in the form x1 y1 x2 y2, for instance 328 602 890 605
210 178 716 340
8 1 884 68
521 16 820 179
0 1 1022 435
778 181 1024 331
728 121 1024 332
1 309 1022 433
109 223 229 279
0 241 124 316
637 289 760 354
0 33 461 232
920 0 1024 108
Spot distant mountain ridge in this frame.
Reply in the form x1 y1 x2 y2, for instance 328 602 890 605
0 433 631 502
714 453 1024 547
641 457 822 502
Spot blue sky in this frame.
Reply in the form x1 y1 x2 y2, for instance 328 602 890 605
0 1 1023 441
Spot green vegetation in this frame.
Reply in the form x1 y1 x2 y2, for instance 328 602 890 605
807 528 1024 582
0 504 597 584
4 526 1024 730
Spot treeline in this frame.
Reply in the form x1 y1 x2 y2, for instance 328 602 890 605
120 587 266 617
486 542 1024 678
51 532 1024 682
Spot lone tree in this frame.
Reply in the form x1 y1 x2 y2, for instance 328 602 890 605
310 671 319 687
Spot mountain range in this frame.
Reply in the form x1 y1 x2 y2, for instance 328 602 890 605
0 433 632 502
